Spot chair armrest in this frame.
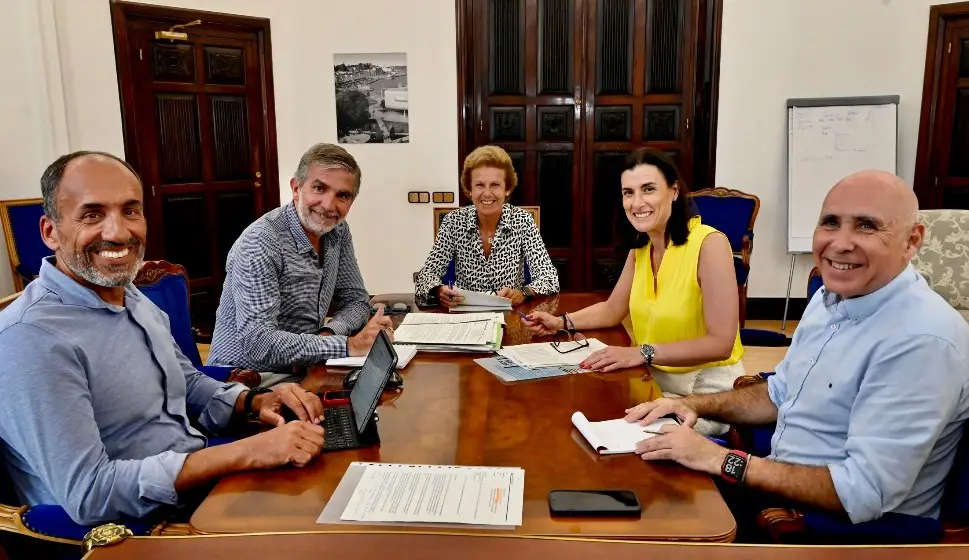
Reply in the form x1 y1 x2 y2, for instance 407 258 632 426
20 504 153 542
197 365 261 388
757 507 944 544
758 507 807 543
733 371 773 390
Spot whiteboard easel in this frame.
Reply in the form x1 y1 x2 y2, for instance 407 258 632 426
782 96 899 329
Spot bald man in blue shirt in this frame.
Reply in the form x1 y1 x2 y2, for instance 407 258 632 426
625 170 969 534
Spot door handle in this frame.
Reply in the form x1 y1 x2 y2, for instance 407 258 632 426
254 181 262 188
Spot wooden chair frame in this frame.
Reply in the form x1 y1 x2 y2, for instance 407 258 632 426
690 187 761 327
0 198 45 292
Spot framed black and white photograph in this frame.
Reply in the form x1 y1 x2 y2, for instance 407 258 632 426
333 52 409 144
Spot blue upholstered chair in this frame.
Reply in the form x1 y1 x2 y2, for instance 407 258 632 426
0 198 54 292
728 269 969 544
691 188 760 327
133 260 259 387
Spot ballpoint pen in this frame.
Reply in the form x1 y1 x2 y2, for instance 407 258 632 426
514 310 533 323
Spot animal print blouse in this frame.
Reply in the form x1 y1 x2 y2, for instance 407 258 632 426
414 204 560 305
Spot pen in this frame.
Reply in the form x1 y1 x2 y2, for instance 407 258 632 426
514 310 533 323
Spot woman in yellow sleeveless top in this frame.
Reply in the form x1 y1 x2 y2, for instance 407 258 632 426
525 148 744 435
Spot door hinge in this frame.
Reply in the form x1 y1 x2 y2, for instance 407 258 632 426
935 176 939 186
479 119 483 132
151 185 156 196
948 42 952 54
686 117 690 131
139 48 143 61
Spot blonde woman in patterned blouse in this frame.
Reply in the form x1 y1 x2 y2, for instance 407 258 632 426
415 146 560 307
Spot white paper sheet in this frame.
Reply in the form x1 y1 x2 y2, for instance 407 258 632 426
571 411 678 454
401 312 506 326
455 288 512 308
339 463 524 526
394 320 495 345
498 338 607 368
325 344 418 368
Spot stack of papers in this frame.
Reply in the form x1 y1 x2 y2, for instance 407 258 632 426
325 344 418 369
331 463 524 527
449 288 512 312
497 338 607 369
571 411 678 455
394 312 503 352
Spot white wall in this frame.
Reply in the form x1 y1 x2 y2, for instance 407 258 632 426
0 0 456 297
716 0 963 298
0 0 959 300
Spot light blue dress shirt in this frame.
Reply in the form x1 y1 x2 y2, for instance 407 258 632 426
0 257 246 525
767 264 969 523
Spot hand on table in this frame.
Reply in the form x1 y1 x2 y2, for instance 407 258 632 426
348 304 394 356
496 287 525 305
241 421 326 469
437 285 464 308
253 383 324 426
624 397 699 429
633 423 727 476
580 346 645 372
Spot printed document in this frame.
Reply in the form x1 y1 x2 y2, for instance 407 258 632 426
498 338 608 368
449 289 512 312
325 344 418 368
340 463 524 526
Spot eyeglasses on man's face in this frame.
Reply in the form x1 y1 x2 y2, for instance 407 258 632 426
551 329 589 354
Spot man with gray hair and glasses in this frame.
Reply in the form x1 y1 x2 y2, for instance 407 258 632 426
209 143 392 384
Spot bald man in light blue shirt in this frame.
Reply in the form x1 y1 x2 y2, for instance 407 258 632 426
625 170 969 529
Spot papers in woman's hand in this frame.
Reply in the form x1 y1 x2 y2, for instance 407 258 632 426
325 344 417 368
449 288 512 312
571 411 678 455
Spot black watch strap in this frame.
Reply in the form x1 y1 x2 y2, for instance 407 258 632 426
244 388 272 419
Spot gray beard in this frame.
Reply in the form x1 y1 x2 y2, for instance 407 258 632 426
296 202 340 237
60 245 145 288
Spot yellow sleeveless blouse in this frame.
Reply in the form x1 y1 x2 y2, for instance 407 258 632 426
629 217 744 373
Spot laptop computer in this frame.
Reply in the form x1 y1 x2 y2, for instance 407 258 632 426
283 329 398 451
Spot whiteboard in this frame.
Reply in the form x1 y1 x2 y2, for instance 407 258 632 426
787 97 898 253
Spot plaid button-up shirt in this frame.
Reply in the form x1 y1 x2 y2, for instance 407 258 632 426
208 203 371 371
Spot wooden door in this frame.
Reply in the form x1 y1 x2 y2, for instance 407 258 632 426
111 2 280 321
461 0 720 291
471 0 587 289
584 0 696 289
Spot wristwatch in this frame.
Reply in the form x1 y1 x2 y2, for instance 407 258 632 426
721 450 750 486
244 387 272 419
639 344 655 366
521 286 535 301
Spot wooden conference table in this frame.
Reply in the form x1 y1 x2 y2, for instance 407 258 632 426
190 293 738 541
83 533 969 560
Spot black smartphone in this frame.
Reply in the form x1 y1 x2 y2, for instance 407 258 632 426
548 490 641 517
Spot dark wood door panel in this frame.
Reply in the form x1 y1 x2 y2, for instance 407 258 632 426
459 0 718 291
112 1 280 327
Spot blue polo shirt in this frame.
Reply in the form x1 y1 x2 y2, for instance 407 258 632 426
0 257 246 525
768 264 969 523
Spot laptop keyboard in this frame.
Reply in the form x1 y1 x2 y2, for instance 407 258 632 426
323 407 357 449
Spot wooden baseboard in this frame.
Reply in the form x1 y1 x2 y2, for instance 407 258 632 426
746 298 808 321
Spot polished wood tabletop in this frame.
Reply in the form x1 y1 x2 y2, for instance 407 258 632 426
191 293 736 541
84 533 969 560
